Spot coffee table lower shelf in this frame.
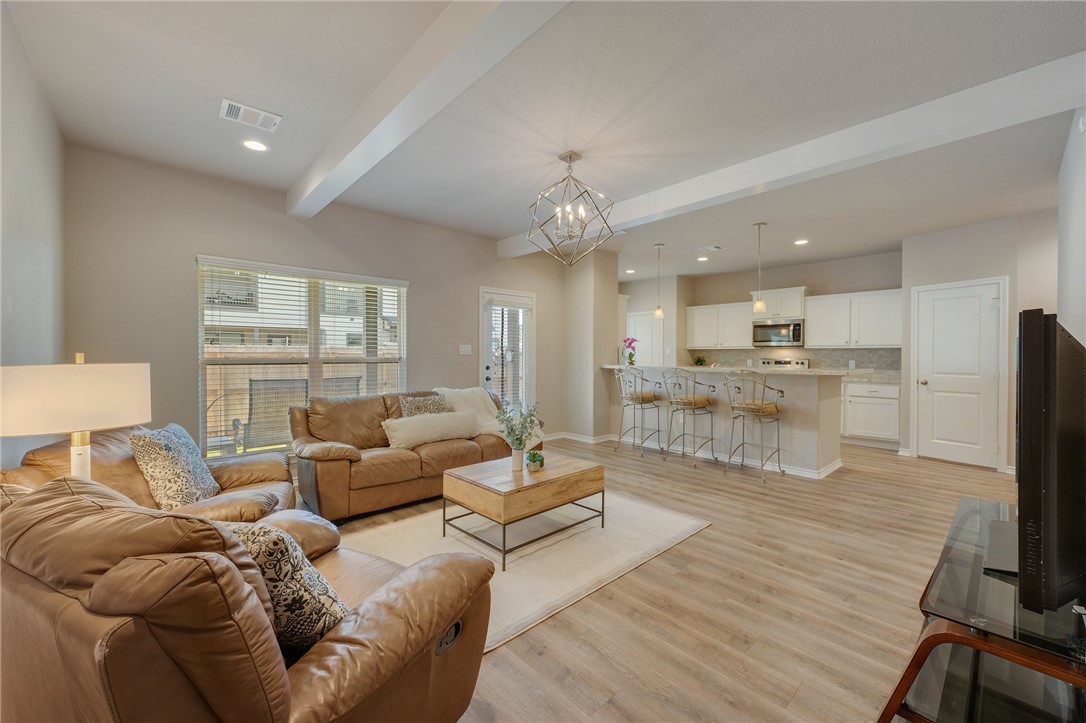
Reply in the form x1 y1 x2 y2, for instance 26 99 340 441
442 492 605 572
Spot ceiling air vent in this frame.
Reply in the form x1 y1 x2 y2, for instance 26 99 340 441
698 244 726 252
219 98 282 133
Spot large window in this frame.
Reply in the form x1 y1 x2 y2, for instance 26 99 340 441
198 256 407 456
479 287 535 412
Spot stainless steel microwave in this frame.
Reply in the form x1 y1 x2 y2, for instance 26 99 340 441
752 319 803 347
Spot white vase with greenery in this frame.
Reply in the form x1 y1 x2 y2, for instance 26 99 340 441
496 404 541 472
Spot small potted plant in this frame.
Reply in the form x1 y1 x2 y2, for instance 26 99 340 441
496 403 542 471
621 337 638 365
693 356 707 366
526 450 544 472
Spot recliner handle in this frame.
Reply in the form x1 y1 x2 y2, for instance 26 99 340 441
435 619 462 656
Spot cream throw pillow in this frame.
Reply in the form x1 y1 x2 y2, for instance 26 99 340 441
381 411 479 449
433 387 502 436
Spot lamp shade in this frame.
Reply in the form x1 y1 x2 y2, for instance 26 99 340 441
0 363 151 436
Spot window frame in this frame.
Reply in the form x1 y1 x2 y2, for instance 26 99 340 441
479 286 536 411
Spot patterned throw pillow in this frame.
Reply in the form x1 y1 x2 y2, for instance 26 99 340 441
130 424 221 511
400 394 448 417
218 521 348 649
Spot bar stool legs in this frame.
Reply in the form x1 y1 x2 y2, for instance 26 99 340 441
727 415 784 481
661 368 718 467
616 397 663 456
723 370 785 482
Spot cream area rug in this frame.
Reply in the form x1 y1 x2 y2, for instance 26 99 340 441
339 491 709 651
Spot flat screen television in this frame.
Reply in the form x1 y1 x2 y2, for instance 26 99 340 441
1016 309 1086 613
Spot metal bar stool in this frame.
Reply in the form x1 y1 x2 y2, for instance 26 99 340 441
662 368 718 466
722 370 785 481
612 366 664 456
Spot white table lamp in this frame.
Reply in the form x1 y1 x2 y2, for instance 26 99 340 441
0 357 151 478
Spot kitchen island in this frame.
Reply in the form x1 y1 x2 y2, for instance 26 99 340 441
603 364 845 479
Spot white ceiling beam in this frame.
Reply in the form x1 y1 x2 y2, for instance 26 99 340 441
499 52 1085 257
288 1 567 219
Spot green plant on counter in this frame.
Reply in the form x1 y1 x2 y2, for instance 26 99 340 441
693 356 707 366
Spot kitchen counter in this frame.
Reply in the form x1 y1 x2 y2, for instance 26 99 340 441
831 369 903 385
604 364 843 479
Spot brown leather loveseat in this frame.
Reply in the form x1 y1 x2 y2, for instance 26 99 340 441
1 425 294 521
0 477 494 722
290 391 511 520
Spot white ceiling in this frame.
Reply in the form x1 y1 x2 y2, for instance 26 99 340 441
7 1 1085 277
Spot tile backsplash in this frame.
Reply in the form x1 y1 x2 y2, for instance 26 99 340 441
687 347 902 370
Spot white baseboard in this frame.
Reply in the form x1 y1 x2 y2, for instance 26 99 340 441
546 431 616 445
897 448 914 457
1002 465 1016 476
841 436 899 450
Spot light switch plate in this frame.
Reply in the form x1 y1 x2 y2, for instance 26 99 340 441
746 359 753 367
848 359 856 369
458 345 471 356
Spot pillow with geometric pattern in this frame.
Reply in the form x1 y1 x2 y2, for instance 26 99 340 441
218 520 348 650
400 394 448 417
130 423 221 511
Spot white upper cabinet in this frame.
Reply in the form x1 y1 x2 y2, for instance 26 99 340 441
804 295 852 348
686 302 753 349
718 302 753 348
750 286 806 320
850 290 903 347
804 289 903 348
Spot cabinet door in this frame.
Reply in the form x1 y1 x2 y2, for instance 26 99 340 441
687 306 720 348
718 303 753 348
775 288 805 319
851 291 903 347
845 397 900 440
804 296 852 348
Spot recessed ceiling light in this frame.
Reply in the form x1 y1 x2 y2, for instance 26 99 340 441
794 239 808 245
242 139 268 152
624 269 635 274
697 257 709 262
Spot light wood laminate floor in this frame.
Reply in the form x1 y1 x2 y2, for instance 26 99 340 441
359 440 1016 722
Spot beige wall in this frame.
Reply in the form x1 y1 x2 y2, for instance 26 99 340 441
563 251 617 439
1 7 66 465
691 251 902 305
63 147 569 437
900 211 1058 467
1058 108 1085 344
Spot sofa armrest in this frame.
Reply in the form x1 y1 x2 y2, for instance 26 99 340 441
173 487 282 522
292 436 361 463
286 553 494 723
206 452 291 490
0 465 55 489
262 510 340 560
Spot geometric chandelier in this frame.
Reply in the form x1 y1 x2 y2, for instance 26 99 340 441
527 150 614 267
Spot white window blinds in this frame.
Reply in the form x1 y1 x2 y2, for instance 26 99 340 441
198 256 407 456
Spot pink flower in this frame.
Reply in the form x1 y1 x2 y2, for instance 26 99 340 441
622 337 638 351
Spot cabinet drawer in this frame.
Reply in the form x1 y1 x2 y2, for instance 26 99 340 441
846 383 900 399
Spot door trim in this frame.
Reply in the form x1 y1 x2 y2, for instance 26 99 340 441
479 286 536 406
908 275 1008 471
626 311 664 366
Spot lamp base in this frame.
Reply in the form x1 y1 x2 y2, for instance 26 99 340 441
70 431 91 478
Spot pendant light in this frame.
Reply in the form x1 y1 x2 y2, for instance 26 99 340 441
653 243 665 319
752 222 768 314
527 151 615 267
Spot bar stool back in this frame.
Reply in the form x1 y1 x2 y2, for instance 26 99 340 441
613 367 663 456
722 370 785 480
662 368 718 466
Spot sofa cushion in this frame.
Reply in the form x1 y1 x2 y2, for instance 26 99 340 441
382 411 478 450
349 448 422 490
415 439 482 478
172 483 289 522
311 548 404 608
383 391 440 420
472 434 511 462
218 521 348 650
308 394 389 450
400 394 448 417
130 424 221 511
0 477 274 620
434 387 503 436
0 484 33 512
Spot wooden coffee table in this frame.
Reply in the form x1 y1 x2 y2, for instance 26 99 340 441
442 453 605 571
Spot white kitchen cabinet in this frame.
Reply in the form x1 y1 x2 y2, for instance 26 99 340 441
844 383 900 440
686 302 753 349
850 290 903 347
718 302 753 348
750 286 806 320
687 306 720 348
804 295 852 348
804 289 903 348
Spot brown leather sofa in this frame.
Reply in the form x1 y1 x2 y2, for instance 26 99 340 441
1 425 295 522
0 477 494 722
291 391 511 520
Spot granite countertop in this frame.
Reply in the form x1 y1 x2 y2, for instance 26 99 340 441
601 364 846 377
836 369 903 384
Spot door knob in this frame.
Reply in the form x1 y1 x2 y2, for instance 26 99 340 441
919 379 928 385
485 376 491 382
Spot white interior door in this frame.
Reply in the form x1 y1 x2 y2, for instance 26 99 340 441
626 312 663 366
480 288 535 410
916 281 1001 467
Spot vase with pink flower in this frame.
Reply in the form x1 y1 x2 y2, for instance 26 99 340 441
621 337 638 365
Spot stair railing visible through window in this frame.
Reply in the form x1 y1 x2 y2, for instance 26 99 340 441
198 255 407 456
